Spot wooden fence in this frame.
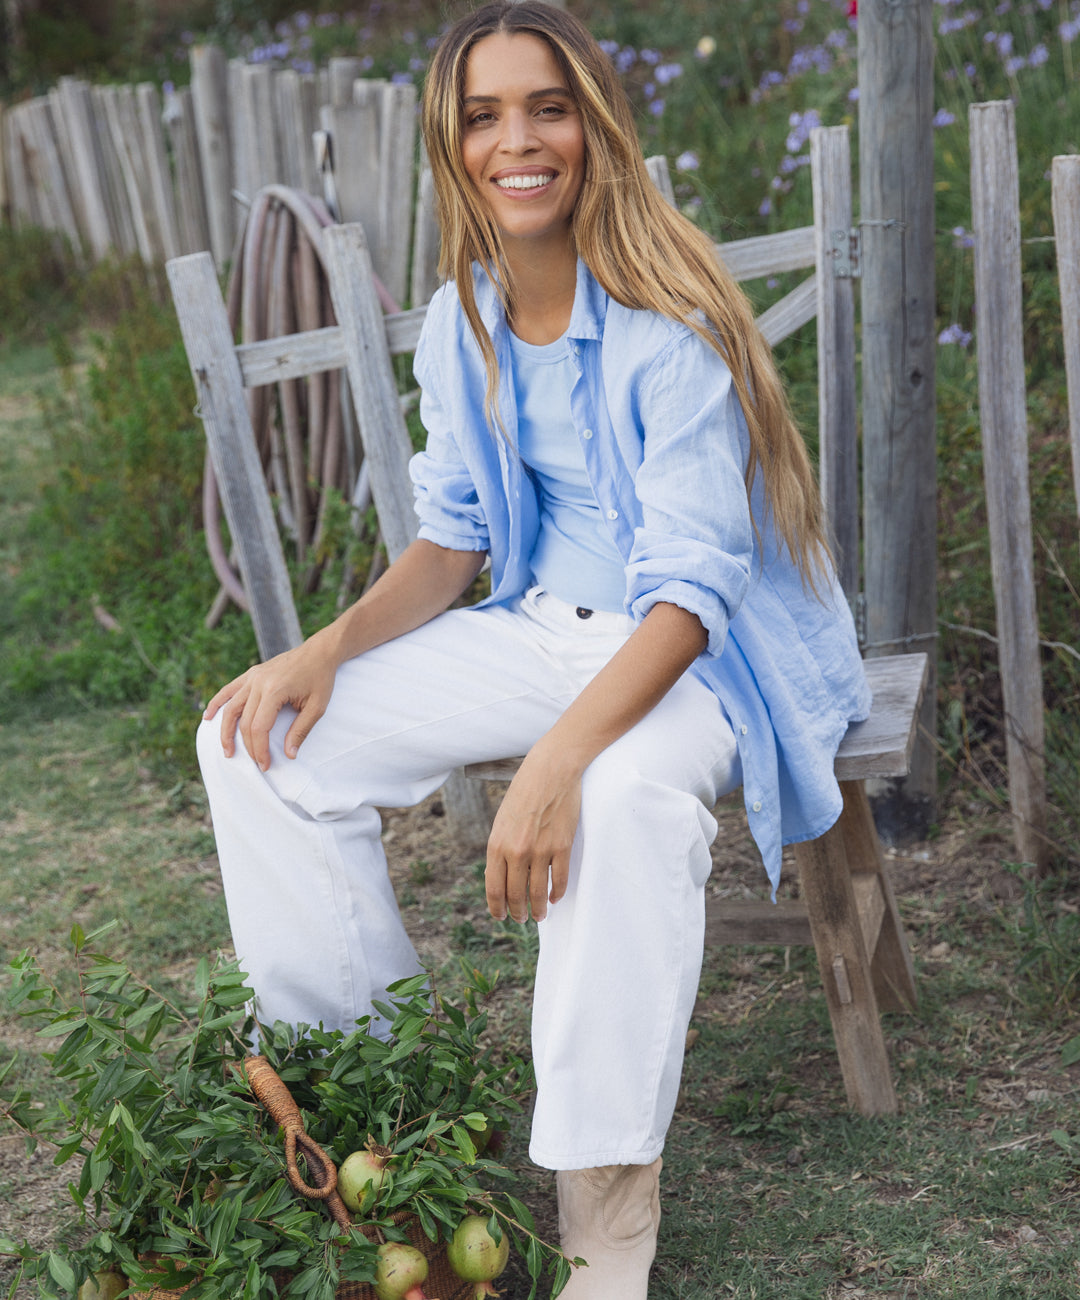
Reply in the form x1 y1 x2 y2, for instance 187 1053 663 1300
0 49 432 308
970 102 1080 873
3 50 1078 869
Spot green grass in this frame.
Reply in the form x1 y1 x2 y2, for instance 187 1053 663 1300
0 710 224 974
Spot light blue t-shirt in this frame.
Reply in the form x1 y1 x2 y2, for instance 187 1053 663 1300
507 329 627 612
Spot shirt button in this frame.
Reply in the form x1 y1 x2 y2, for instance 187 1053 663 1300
740 725 748 735
606 509 618 521
582 428 593 439
752 800 762 813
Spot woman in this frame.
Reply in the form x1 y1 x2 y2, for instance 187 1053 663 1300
197 4 870 1295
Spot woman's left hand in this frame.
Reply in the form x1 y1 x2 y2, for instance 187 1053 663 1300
485 742 584 923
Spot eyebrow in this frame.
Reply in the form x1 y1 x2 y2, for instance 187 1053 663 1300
463 87 573 105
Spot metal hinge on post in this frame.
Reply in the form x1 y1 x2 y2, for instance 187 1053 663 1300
832 227 861 279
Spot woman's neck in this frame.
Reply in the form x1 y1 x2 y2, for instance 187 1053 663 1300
505 236 578 345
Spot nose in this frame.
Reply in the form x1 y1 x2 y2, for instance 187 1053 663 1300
499 107 539 154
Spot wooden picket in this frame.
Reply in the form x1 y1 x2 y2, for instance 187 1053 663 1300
969 100 1048 872
1052 155 1080 542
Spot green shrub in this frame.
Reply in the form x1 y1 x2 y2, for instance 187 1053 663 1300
2 936 566 1299
0 226 82 346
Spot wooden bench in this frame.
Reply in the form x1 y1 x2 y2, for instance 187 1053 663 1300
465 650 927 1117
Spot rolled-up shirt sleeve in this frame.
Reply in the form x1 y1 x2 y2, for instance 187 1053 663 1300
625 332 754 657
409 324 490 553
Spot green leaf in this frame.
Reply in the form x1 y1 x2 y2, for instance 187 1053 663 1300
208 1190 245 1258
1062 1034 1080 1067
194 956 211 1002
46 1251 76 1293
451 1123 477 1165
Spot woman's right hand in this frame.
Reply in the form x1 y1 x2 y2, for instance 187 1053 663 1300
202 631 340 771
201 541 487 772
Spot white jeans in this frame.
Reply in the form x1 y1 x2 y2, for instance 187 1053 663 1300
197 588 741 1170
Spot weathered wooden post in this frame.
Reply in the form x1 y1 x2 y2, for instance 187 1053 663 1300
811 125 858 601
857 0 938 837
190 44 234 268
1052 155 1080 542
970 101 1048 871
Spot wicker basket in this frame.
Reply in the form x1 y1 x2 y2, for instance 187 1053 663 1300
133 1057 471 1300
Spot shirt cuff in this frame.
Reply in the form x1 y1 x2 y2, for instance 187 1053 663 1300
629 578 733 657
416 521 490 552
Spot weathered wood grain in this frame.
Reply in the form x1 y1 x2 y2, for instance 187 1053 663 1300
167 251 303 658
811 125 858 599
190 44 234 266
970 100 1048 871
1052 155 1080 543
858 0 938 813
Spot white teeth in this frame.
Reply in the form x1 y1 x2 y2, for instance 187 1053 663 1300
495 173 554 190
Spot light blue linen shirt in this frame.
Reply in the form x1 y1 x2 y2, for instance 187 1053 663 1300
410 259 871 893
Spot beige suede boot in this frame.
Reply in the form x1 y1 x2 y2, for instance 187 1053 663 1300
555 1157 661 1299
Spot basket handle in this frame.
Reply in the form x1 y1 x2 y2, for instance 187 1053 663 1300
236 1055 353 1232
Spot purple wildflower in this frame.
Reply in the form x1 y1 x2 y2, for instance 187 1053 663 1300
785 108 822 154
933 108 956 127
655 62 683 85
938 323 972 347
649 98 665 116
952 226 975 248
676 150 700 171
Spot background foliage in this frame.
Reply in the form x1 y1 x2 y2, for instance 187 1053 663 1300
1 0 1077 854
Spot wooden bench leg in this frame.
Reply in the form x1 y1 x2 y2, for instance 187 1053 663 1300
838 780 918 1014
793 815 899 1116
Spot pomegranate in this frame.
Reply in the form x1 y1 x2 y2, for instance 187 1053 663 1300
373 1241 429 1300
447 1214 510 1294
337 1139 393 1213
77 1271 126 1300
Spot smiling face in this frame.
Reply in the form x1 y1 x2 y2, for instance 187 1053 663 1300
460 30 585 258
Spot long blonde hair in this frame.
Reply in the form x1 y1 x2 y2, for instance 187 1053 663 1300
421 1 830 582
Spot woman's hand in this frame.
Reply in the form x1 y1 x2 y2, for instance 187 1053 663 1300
483 602 710 923
202 541 488 772
485 742 585 924
202 632 340 771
